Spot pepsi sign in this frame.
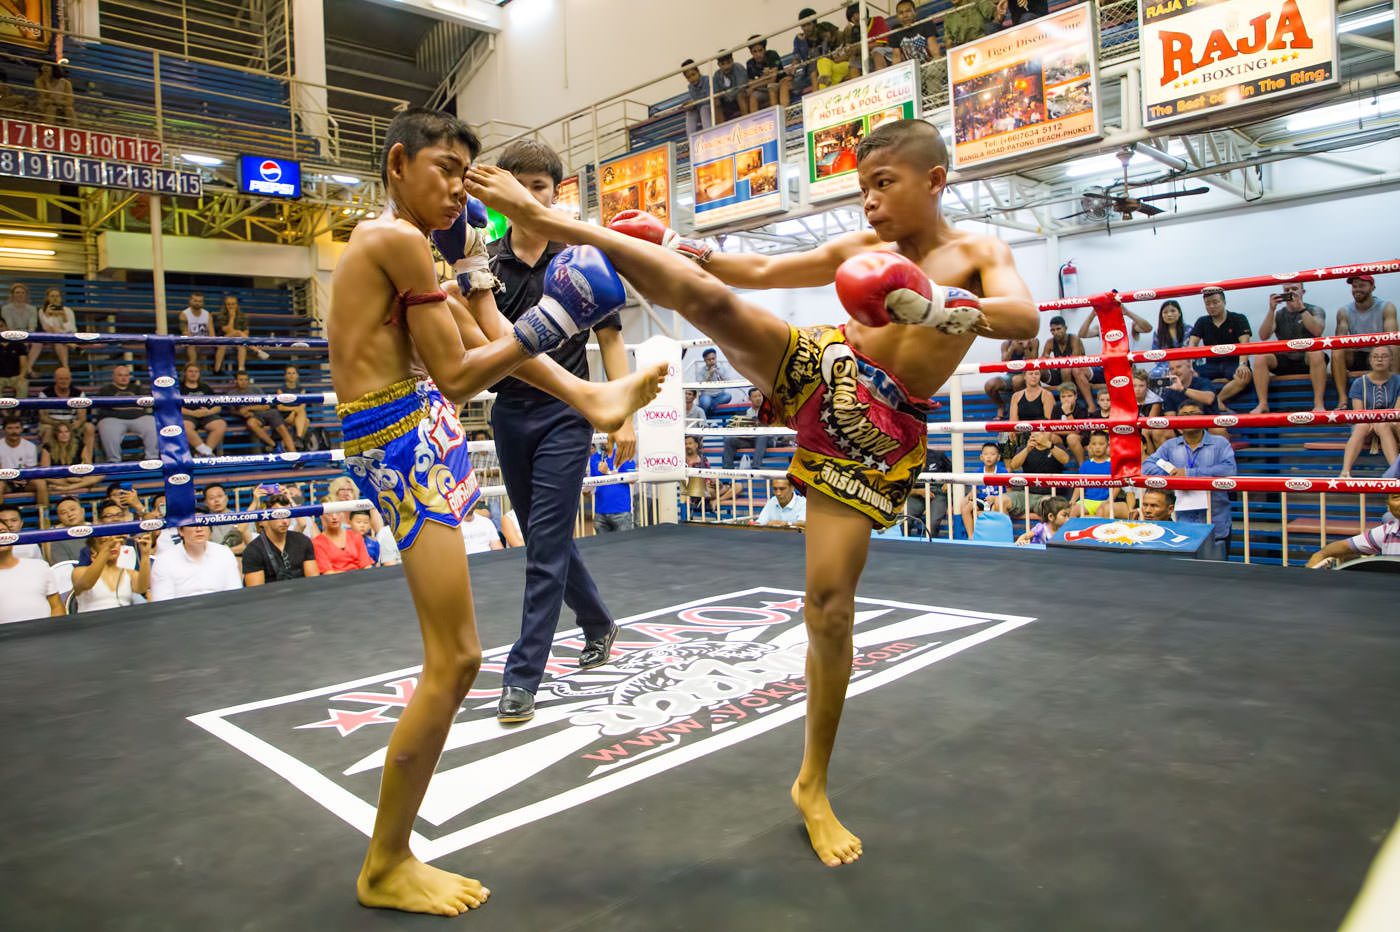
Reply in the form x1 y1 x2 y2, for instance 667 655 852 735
238 155 301 199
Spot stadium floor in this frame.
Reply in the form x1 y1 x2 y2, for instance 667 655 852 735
1 525 1396 931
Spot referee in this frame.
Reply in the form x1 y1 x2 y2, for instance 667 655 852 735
487 140 632 724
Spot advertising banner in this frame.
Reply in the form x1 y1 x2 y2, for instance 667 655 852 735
1140 0 1338 126
691 107 785 230
556 173 587 221
803 61 920 203
948 3 1100 168
598 143 673 227
238 155 301 199
1050 518 1213 555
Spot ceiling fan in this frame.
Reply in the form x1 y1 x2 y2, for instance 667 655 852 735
1058 148 1210 221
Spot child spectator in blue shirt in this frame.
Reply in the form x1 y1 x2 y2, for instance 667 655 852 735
1071 431 1128 519
960 442 1011 537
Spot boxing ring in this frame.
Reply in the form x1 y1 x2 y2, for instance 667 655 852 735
1 261 1398 932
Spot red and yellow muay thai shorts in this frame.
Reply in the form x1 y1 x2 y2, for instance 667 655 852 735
762 324 932 528
336 378 480 548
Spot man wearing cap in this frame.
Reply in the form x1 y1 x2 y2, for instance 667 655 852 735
1332 274 1397 409
1188 286 1253 410
1251 282 1327 413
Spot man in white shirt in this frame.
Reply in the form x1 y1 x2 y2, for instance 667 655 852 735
179 291 213 366
0 415 46 510
0 543 63 622
1307 490 1400 566
459 506 503 555
755 477 807 528
149 513 243 602
0 504 43 560
2 282 39 374
691 347 739 418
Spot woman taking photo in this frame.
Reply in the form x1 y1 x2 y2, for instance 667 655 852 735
70 528 151 611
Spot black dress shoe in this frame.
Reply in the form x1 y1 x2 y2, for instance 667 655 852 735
578 622 619 670
497 686 535 723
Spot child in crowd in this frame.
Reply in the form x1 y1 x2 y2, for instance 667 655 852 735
960 442 1011 537
350 511 380 564
1016 495 1071 545
1052 381 1087 462
1070 431 1129 518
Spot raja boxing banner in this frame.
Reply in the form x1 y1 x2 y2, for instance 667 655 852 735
1141 0 1338 126
803 61 920 204
948 3 1100 169
691 107 785 230
556 173 587 221
598 143 674 228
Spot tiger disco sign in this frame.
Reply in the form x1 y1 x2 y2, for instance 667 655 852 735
1141 0 1338 126
803 60 920 203
948 3 1101 169
691 107 786 230
598 143 674 227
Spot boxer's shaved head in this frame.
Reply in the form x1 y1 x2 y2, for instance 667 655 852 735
856 119 948 172
379 107 481 185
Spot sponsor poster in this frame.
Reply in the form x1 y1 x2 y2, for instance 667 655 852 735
803 61 921 203
691 107 786 230
1140 0 1338 126
555 172 587 221
1051 518 1213 554
597 143 673 228
633 335 685 483
948 3 1100 169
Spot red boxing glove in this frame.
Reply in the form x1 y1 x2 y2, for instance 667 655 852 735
835 251 983 334
609 209 712 263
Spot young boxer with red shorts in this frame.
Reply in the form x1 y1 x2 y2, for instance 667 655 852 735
466 118 1039 869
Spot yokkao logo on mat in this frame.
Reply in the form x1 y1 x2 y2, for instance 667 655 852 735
189 588 1034 860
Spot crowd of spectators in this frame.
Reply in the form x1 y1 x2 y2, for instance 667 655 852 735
672 1 1050 132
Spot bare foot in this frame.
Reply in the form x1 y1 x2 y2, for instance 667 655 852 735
581 362 668 433
1249 404 1268 415
357 855 490 917
791 780 862 867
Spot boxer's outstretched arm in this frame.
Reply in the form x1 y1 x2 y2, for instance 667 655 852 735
467 165 735 321
466 164 790 395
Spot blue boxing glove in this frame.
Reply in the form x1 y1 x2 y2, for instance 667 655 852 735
514 245 626 356
465 194 489 229
430 196 497 292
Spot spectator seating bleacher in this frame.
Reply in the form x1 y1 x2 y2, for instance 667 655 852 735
62 39 317 159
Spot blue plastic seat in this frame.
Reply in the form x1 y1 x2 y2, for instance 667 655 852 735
971 511 1014 543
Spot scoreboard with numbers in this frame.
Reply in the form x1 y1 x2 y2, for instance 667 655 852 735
0 118 201 196
2 118 163 164
0 147 202 196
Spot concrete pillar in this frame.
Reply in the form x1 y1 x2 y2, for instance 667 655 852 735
291 0 330 148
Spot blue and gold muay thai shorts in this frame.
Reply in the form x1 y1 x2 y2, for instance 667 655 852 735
336 378 480 549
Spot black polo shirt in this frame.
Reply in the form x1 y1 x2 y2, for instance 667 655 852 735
488 229 622 404
1191 311 1252 346
241 530 315 583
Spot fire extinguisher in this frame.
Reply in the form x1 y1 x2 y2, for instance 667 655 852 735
1059 259 1079 298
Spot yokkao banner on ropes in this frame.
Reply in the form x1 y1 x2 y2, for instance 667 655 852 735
690 107 786 230
948 3 1101 169
598 143 674 228
1140 0 1338 126
803 61 920 203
